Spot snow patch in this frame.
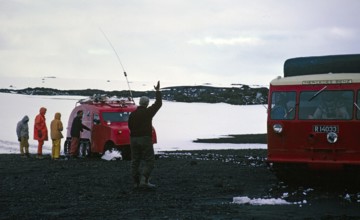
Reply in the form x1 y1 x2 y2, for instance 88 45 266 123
232 196 293 205
101 150 122 161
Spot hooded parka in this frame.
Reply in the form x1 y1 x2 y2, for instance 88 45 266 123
16 115 30 156
50 112 63 159
16 115 29 139
34 107 48 157
50 112 63 140
34 107 48 141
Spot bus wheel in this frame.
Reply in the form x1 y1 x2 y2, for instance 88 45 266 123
121 146 131 161
63 139 71 156
83 141 91 157
78 140 90 158
104 142 115 153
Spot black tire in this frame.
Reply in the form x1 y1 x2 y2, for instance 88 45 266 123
63 139 71 156
85 141 91 157
79 140 91 157
104 142 115 154
78 140 91 157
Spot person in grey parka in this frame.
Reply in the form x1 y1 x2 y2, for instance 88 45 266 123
16 115 30 157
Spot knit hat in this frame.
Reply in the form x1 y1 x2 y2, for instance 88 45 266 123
139 96 149 107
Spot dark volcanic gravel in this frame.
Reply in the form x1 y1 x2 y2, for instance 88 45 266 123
1 149 360 220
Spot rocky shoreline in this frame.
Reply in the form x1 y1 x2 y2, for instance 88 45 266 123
0 84 269 105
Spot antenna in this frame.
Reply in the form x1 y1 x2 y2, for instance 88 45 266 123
99 27 133 100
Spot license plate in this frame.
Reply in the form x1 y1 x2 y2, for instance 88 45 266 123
313 125 338 133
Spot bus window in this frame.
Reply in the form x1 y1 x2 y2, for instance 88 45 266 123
299 91 353 120
93 113 100 125
270 92 296 120
102 112 131 122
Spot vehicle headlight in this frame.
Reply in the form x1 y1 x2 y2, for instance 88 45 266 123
118 130 122 134
327 132 338 143
273 124 283 134
107 120 111 126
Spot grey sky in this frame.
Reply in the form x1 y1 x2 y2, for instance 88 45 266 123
1 0 359 87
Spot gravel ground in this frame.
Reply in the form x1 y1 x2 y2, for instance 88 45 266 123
1 149 360 220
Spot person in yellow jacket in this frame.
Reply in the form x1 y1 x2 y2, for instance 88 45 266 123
50 112 63 160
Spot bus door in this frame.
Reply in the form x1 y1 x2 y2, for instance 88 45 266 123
91 113 104 153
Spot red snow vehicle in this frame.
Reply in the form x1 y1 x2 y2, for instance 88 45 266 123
63 95 157 160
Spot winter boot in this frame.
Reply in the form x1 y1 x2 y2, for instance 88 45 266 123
139 176 156 189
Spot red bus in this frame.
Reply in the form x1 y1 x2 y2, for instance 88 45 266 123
267 55 360 171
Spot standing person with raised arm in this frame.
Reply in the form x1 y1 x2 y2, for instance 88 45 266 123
129 81 162 189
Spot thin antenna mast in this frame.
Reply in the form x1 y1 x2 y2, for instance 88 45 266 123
99 28 133 100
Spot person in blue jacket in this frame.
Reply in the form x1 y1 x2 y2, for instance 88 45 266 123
16 115 30 157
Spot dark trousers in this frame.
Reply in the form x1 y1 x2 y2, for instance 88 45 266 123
130 136 155 183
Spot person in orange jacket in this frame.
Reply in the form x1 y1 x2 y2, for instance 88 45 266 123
34 107 48 159
50 112 63 160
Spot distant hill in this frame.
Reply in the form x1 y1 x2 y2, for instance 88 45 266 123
0 85 268 105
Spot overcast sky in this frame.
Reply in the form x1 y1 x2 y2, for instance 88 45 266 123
1 0 359 87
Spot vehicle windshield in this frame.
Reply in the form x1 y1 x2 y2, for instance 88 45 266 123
270 91 296 120
299 90 353 120
102 112 131 122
